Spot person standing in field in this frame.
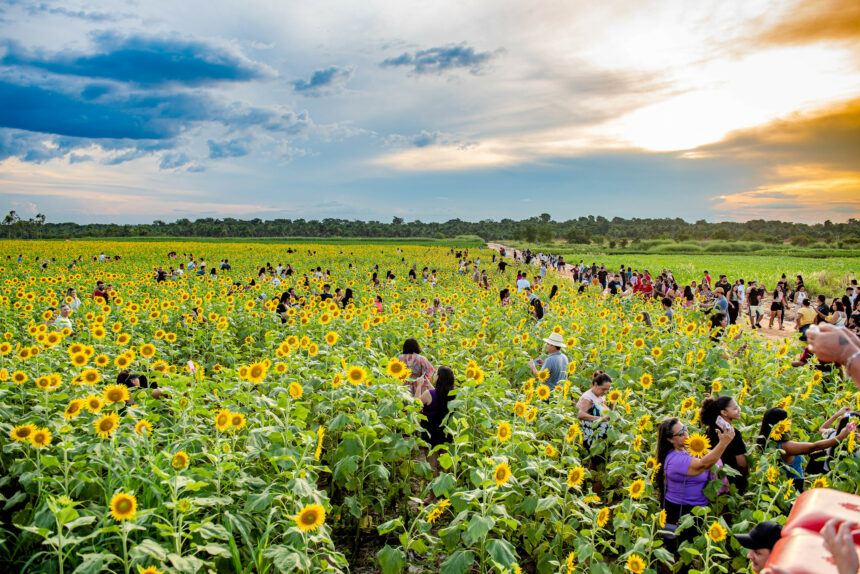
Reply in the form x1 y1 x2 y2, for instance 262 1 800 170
527 332 568 392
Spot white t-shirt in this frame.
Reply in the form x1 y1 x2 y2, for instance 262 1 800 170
516 278 530 292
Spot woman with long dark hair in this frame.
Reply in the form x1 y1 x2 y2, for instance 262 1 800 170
415 365 455 448
769 286 785 330
683 285 694 309
655 417 734 542
757 407 851 491
700 396 748 492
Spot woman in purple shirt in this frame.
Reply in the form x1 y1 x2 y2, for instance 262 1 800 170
655 417 735 544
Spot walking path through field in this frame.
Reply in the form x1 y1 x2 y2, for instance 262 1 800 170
485 242 794 343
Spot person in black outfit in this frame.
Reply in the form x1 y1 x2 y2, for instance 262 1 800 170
700 396 748 493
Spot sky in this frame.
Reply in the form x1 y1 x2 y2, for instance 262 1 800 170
0 0 858 225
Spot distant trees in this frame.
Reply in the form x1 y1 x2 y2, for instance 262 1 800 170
1 210 858 244
2 210 46 238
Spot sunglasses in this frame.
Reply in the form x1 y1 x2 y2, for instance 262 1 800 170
674 424 688 437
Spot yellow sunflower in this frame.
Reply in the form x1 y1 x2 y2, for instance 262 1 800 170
247 362 267 384
639 373 653 389
536 385 551 400
513 401 527 418
651 347 662 359
11 370 28 384
135 419 153 436
294 503 326 532
172 451 189 469
215 409 232 432
109 491 137 521
30 427 52 448
497 421 512 442
633 338 645 349
84 395 104 413
140 344 156 358
493 461 512 487
812 476 829 489
708 521 727 543
230 412 246 430
597 507 610 528
686 433 711 458
628 479 645 499
626 553 645 573
10 423 36 442
103 384 130 404
288 382 303 398
324 331 338 345
346 365 367 386
94 412 120 439
138 566 164 574
567 466 585 489
385 358 408 379
64 399 84 420
536 369 550 383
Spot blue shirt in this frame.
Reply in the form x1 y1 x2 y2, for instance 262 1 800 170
542 351 569 390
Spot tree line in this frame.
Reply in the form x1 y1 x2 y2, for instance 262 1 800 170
2 210 858 244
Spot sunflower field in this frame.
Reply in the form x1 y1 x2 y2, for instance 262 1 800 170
0 240 858 574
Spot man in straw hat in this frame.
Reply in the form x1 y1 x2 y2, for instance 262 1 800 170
528 332 569 391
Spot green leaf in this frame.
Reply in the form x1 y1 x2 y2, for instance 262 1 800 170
377 518 403 535
332 455 359 483
430 472 456 497
244 491 272 512
535 496 558 512
377 545 405 574
329 412 351 432
56 506 79 526
168 552 204 574
131 539 168 562
438 453 453 470
3 491 26 510
486 539 517 568
201 543 231 558
72 552 116 574
196 522 230 540
464 515 495 545
40 455 60 468
65 516 96 531
264 545 311 573
441 550 474 574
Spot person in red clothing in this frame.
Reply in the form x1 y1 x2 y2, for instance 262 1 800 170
92 281 108 303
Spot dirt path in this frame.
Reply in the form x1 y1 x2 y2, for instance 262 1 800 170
485 242 795 343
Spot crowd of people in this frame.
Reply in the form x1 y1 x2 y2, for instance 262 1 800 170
22 245 860 573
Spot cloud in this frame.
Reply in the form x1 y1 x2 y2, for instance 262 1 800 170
699 98 860 222
696 98 860 172
208 138 252 159
754 0 860 47
2 32 272 86
712 168 860 223
159 152 191 170
386 130 454 148
381 43 497 74
0 80 213 140
291 66 352 96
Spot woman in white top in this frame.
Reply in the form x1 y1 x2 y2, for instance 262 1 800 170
828 300 848 326
65 287 82 311
794 285 808 313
